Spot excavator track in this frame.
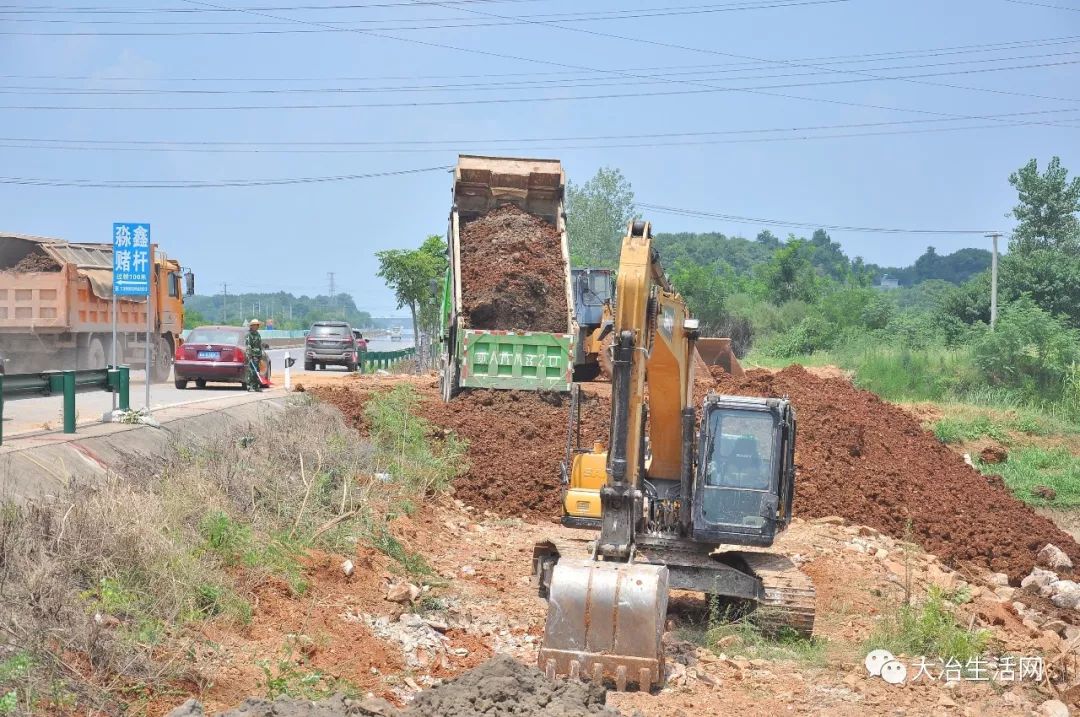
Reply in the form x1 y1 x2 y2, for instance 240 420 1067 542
736 550 816 638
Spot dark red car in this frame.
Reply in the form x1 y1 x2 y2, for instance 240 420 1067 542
174 325 271 389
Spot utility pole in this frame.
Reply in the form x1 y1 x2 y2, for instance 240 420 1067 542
986 233 1000 330
221 283 228 324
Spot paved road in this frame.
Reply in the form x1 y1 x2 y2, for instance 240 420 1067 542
1 339 415 437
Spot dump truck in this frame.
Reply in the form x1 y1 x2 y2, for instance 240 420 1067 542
439 155 575 401
0 233 193 379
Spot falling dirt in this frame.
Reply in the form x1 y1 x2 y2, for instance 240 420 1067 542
415 389 609 518
709 364 1080 583
459 205 569 334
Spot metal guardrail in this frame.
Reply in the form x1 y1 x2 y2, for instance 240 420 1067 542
361 348 416 372
0 366 131 445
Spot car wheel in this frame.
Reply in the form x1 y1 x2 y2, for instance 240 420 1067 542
195 378 207 389
304 360 314 371
346 361 357 373
175 379 188 389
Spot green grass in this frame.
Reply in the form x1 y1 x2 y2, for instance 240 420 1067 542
866 587 991 664
978 446 1080 508
676 599 827 666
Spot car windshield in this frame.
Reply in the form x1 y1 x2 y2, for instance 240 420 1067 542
187 328 243 345
312 325 349 337
700 408 778 529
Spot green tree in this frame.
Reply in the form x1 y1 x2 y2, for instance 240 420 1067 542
376 235 447 350
566 167 636 268
183 308 207 329
1008 156 1080 253
1000 249 1080 328
670 260 728 325
758 238 820 304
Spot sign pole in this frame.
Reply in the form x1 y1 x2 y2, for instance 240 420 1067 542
111 292 118 411
145 246 153 412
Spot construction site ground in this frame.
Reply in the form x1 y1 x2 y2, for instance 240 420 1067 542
205 367 1080 717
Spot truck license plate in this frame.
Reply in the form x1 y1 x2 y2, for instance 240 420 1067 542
197 351 220 360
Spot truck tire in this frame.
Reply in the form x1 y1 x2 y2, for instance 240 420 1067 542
175 378 189 389
150 337 173 383
440 359 460 402
82 337 107 370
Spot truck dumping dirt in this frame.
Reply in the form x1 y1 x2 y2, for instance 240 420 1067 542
710 364 1080 582
10 250 60 272
459 205 569 334
415 389 609 518
170 656 628 716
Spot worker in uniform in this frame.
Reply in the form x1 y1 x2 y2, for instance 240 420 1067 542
245 318 265 392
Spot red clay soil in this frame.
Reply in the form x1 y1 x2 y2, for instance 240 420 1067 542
459 205 569 334
708 365 1080 583
415 389 609 518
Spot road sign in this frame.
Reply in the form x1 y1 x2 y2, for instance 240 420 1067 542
112 223 151 296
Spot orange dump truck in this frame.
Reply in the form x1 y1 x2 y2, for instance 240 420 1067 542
0 233 192 379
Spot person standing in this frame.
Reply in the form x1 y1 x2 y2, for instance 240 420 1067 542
245 319 265 392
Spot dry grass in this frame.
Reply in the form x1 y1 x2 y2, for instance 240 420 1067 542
0 390 463 715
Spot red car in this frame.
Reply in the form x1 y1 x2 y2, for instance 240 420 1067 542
174 325 271 389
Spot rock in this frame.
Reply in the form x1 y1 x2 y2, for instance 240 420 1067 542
715 634 740 649
1038 544 1074 571
928 564 958 591
1049 580 1080 609
1034 485 1058 501
1042 619 1069 637
1022 568 1059 594
385 583 416 603
1037 699 1069 717
987 572 1010 587
1012 601 1028 613
460 565 476 577
994 586 1016 601
813 516 846 525
1066 625 1080 642
979 445 1007 464
423 619 449 632
748 659 768 668
874 548 889 560
1038 630 1064 654
166 699 204 717
342 559 355 577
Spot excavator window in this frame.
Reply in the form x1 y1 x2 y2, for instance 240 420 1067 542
700 409 778 528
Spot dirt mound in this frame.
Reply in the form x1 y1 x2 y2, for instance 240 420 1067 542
709 365 1080 582
459 205 569 334
416 389 609 518
11 250 60 272
169 656 627 716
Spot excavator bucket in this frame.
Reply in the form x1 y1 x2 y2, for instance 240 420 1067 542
695 337 744 377
538 559 669 691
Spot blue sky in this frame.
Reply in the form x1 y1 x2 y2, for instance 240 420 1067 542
1 0 1078 318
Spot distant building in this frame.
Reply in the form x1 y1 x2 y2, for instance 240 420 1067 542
876 274 899 290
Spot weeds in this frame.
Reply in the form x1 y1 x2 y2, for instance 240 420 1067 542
0 392 460 715
258 642 356 701
978 446 1080 507
677 597 826 666
866 587 990 664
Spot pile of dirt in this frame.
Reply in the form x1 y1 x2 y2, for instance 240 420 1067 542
709 365 1080 582
459 205 569 334
416 389 609 518
169 656 627 716
11 250 60 272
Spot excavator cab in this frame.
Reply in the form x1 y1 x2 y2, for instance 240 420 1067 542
693 395 796 547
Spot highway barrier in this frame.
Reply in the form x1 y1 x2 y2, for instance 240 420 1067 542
0 366 130 445
361 348 415 373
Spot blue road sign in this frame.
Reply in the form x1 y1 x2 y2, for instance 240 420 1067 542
113 223 151 296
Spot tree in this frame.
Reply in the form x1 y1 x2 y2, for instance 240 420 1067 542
376 235 447 350
1008 156 1080 253
758 238 820 304
566 167 636 268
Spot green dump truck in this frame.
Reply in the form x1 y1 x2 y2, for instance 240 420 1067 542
439 155 575 401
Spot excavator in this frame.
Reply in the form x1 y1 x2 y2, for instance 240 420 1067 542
532 220 815 691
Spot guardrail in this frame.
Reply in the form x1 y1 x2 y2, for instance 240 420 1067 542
361 348 415 373
0 366 131 445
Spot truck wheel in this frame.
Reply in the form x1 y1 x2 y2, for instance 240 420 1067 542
195 379 207 389
150 337 173 383
175 379 189 389
82 337 107 370
440 359 460 402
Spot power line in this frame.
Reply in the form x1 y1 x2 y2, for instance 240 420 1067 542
4 108 1080 155
6 34 1078 82
1004 0 1080 11
8 50 1080 95
636 202 1003 235
0 0 550 14
0 0 854 29
6 58 1080 113
0 165 450 188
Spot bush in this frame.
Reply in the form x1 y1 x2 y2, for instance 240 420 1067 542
867 587 991 664
972 298 1080 401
